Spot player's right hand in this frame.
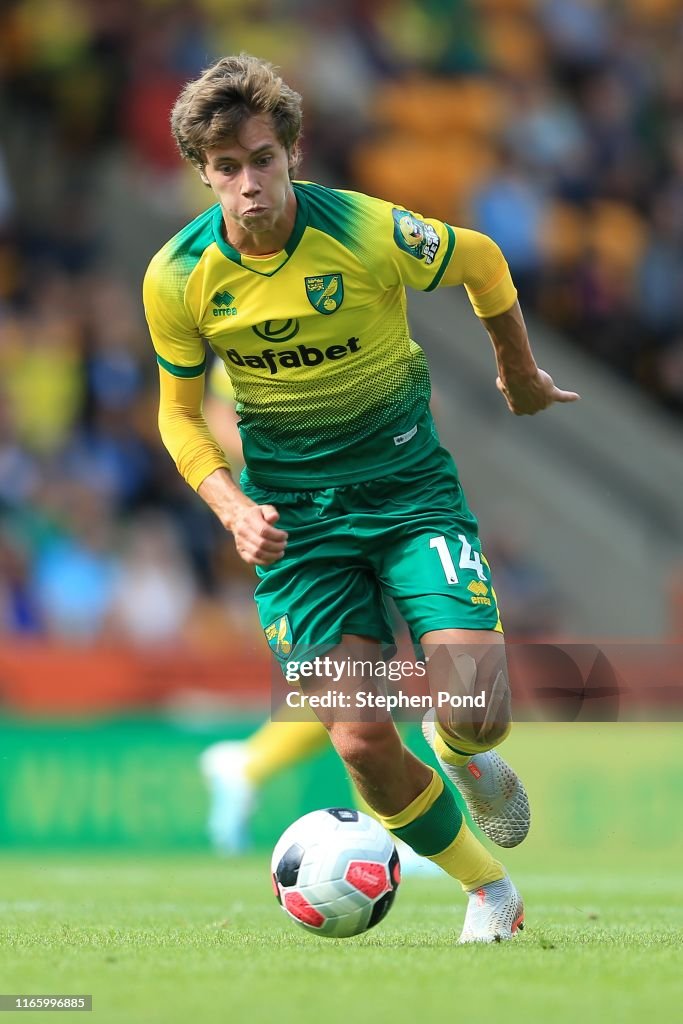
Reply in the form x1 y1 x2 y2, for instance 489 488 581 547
229 502 288 566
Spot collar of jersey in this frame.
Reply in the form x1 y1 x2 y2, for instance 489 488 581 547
211 187 308 275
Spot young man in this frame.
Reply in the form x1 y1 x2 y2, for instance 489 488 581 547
143 54 579 943
199 359 441 876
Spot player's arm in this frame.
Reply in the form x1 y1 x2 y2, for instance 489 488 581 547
197 466 287 567
157 370 287 567
482 300 579 415
439 228 580 415
156 370 286 566
144 259 286 566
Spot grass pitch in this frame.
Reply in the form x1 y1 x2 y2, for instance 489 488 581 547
1 850 680 1024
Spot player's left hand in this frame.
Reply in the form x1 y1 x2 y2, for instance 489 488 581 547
496 368 580 415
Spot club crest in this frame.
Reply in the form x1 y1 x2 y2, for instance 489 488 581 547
304 274 344 315
264 615 293 657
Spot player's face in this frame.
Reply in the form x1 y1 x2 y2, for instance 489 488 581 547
202 114 295 240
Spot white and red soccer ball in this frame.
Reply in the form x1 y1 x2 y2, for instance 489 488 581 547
271 808 401 938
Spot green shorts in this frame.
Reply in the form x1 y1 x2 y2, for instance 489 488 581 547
242 446 502 661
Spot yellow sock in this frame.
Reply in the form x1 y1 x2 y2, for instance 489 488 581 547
435 719 512 764
427 821 506 891
379 769 505 891
243 718 329 786
434 728 471 766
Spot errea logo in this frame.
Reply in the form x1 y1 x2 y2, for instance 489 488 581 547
467 579 491 607
212 290 237 317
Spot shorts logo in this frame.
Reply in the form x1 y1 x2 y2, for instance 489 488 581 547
393 425 418 446
305 274 344 315
264 615 293 657
468 580 491 606
392 209 440 265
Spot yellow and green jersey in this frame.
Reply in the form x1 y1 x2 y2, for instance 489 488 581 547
144 182 516 490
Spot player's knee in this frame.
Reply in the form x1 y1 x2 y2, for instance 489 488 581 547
435 648 512 751
438 705 511 751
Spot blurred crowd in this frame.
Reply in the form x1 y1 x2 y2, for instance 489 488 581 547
1 0 681 646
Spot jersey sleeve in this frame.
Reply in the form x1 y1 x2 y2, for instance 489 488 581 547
157 368 230 491
142 251 207 378
144 250 229 490
370 199 456 293
438 226 517 317
368 197 517 317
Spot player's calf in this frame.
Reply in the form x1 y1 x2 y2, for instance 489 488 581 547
325 719 432 817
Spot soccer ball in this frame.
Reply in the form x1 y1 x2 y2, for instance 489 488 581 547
271 808 400 938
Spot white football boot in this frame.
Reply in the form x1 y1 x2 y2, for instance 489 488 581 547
199 741 254 853
459 875 525 944
422 710 530 848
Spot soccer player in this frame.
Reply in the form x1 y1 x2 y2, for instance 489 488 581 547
200 358 441 876
143 54 579 943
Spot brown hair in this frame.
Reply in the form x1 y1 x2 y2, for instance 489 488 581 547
170 53 303 174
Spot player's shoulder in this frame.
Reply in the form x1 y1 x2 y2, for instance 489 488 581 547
294 181 399 262
295 180 390 224
145 204 219 284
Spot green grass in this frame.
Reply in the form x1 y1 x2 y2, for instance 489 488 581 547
1 851 681 1024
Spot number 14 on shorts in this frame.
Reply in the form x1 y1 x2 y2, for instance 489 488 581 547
430 534 487 585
